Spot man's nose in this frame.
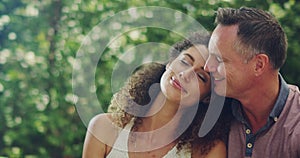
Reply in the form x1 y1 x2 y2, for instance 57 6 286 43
204 55 217 72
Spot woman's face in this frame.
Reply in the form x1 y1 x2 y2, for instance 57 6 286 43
160 45 211 107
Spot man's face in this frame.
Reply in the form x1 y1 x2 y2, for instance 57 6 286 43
204 24 255 98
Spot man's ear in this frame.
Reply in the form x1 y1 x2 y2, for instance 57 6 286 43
254 54 269 76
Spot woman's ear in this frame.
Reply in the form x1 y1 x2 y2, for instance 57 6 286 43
202 95 211 104
166 63 170 70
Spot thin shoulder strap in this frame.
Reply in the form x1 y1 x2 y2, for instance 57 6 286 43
111 119 134 152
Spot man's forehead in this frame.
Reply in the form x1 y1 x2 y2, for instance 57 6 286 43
208 25 238 55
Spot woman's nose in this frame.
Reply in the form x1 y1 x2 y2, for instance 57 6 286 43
179 68 196 83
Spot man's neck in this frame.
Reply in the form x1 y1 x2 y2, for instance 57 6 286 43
239 73 280 133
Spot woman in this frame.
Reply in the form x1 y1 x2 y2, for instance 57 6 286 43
82 33 232 158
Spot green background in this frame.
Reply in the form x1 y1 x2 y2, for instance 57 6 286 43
0 0 299 157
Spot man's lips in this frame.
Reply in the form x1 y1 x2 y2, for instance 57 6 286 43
170 76 187 93
213 76 225 82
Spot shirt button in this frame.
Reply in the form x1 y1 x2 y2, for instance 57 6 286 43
247 143 253 148
274 117 278 122
246 129 251 134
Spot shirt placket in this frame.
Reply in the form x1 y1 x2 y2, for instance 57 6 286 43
245 126 256 157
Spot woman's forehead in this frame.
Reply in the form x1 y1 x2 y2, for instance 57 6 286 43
182 45 208 61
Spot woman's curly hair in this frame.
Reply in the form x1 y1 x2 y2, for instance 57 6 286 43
107 33 233 156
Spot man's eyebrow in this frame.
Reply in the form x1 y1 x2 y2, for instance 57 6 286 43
208 52 218 56
209 52 223 59
183 53 194 62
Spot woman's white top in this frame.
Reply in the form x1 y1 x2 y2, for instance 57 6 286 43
106 120 191 158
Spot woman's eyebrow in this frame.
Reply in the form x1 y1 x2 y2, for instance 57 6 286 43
183 53 210 76
183 53 194 62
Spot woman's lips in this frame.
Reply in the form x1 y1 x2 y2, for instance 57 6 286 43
170 76 187 93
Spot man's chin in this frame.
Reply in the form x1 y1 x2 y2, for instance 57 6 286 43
214 87 226 96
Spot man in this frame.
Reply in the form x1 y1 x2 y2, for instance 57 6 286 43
204 7 300 157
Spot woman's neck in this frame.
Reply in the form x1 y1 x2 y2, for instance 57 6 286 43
139 92 182 131
131 92 195 152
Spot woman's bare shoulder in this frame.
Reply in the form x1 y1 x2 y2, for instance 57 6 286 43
88 113 114 128
87 113 121 139
82 113 123 158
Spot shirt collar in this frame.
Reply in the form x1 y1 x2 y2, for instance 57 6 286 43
232 74 289 124
269 74 289 119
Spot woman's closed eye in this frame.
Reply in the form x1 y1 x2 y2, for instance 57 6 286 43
180 59 191 67
197 72 207 82
180 59 207 82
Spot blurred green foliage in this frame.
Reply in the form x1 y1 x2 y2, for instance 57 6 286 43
0 0 299 157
